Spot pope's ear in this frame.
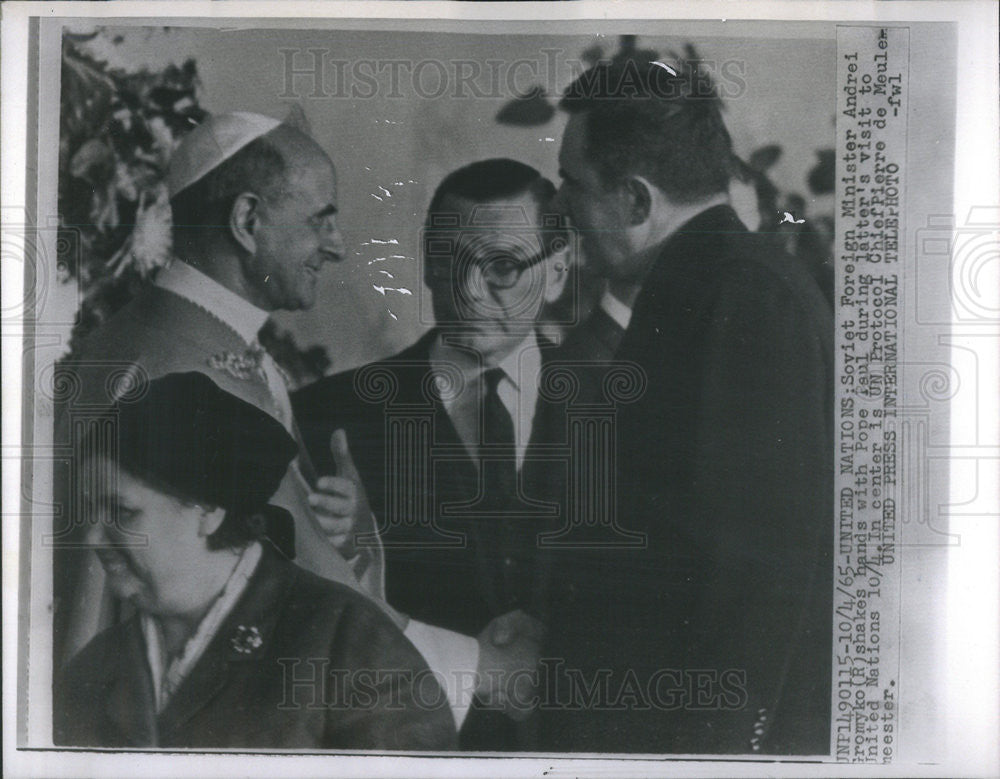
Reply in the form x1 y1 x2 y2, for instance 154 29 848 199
230 192 261 254
623 175 653 227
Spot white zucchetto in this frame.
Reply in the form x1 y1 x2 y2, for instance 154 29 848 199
167 111 283 197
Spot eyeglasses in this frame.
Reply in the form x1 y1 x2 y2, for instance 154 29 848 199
426 231 568 290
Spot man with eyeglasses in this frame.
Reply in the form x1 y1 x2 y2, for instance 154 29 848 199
293 158 570 749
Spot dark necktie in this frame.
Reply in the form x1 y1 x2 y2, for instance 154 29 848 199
481 367 517 511
468 371 522 751
476 367 533 621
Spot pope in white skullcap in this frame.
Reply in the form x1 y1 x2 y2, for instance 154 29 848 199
167 112 283 198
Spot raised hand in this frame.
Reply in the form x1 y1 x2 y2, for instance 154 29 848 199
308 428 372 561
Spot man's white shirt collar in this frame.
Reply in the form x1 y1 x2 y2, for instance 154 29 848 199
430 331 542 388
600 288 633 332
156 259 269 346
429 331 542 470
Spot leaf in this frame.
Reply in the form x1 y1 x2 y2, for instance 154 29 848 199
749 144 783 172
807 149 836 195
149 86 190 109
69 138 115 183
496 86 556 126
581 44 605 66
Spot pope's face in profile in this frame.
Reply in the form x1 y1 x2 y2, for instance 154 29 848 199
249 147 346 312
82 457 227 620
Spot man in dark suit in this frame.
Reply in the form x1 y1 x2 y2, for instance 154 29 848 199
293 159 571 747
539 58 834 754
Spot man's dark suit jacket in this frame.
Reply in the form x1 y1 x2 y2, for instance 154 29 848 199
557 303 625 367
540 205 834 755
293 329 566 638
54 545 457 750
294 329 575 750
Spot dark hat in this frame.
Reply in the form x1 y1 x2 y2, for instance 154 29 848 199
110 372 297 514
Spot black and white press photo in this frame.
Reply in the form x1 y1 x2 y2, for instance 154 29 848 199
2 2 997 777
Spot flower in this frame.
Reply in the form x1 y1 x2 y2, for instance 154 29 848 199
105 186 173 279
114 160 139 202
129 187 172 274
146 115 177 167
69 138 114 185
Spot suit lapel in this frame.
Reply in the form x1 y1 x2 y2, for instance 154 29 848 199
153 639 231 742
591 307 626 359
522 340 564 617
621 205 745 362
526 338 567 453
399 330 477 485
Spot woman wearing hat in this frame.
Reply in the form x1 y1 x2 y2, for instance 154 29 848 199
54 372 457 750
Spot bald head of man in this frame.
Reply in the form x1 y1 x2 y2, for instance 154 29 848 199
170 121 345 312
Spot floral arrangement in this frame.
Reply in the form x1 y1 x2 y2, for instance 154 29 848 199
59 30 206 349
